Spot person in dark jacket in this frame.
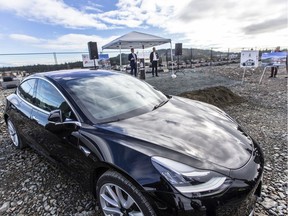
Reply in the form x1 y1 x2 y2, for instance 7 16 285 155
270 46 281 78
150 47 159 77
128 48 137 77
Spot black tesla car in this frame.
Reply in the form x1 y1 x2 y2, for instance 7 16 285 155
4 69 264 216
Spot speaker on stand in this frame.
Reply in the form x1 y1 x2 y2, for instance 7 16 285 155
175 43 182 56
88 41 99 69
175 43 185 75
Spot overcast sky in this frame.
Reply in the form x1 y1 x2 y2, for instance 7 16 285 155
0 0 287 66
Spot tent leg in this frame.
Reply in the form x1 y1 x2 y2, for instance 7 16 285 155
141 45 145 80
170 42 175 77
119 43 122 71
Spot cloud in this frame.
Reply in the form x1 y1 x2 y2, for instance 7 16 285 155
82 6 103 13
10 34 42 43
99 11 144 28
97 0 183 28
1 0 287 50
177 0 234 21
41 34 118 50
98 0 146 27
136 0 287 48
0 0 107 29
243 16 287 34
81 1 104 13
8 33 118 51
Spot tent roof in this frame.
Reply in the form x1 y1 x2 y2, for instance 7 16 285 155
102 31 171 50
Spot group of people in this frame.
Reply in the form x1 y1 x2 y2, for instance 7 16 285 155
128 47 159 77
129 45 286 79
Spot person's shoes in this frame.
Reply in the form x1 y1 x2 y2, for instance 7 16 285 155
268 76 273 78
156 75 159 77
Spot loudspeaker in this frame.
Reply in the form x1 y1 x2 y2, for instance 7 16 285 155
88 41 99 59
175 43 182 56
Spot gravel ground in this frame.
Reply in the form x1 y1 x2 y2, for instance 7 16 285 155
0 64 287 215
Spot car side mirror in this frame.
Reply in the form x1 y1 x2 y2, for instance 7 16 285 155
45 109 80 132
48 110 63 123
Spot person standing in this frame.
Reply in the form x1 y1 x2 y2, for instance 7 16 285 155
270 46 281 78
150 47 159 77
128 48 137 77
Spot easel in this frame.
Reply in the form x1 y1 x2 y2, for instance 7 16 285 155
240 50 259 84
241 66 256 84
259 64 284 84
259 66 272 84
259 51 287 84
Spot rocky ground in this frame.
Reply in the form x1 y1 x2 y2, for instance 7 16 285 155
0 64 287 215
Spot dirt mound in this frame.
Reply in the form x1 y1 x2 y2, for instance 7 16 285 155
178 86 244 108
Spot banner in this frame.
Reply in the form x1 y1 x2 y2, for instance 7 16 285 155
261 52 287 66
240 50 259 68
99 54 109 60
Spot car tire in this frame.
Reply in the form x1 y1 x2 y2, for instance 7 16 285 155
96 170 156 216
7 118 25 149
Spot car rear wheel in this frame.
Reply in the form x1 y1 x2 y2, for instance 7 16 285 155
96 170 156 216
7 118 25 149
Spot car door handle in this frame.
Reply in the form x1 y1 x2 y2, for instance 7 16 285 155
32 116 39 123
79 145 91 157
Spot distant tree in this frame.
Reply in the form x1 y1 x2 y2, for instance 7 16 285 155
0 61 83 73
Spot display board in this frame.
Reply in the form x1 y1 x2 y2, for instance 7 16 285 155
82 54 98 67
261 52 287 66
99 54 109 60
240 50 259 68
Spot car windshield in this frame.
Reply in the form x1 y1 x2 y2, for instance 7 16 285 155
63 72 167 123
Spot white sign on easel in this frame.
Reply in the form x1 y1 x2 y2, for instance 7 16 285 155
240 50 259 83
82 54 98 68
240 50 259 68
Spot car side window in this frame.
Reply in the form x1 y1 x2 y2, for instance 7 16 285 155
18 79 36 104
35 79 76 121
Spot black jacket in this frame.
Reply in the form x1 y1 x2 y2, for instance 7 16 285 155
150 52 159 63
128 53 137 67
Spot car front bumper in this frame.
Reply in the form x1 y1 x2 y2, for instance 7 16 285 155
145 177 262 216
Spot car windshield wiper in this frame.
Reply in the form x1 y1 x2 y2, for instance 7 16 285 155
153 99 169 110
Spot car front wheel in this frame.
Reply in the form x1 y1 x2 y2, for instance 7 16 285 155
96 170 156 216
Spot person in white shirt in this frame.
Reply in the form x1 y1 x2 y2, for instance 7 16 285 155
128 48 137 77
149 47 159 77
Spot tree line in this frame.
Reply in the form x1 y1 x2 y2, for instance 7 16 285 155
0 62 83 73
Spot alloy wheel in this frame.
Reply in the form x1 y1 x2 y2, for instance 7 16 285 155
99 183 144 216
7 120 19 147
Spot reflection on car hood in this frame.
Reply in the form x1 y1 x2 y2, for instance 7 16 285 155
100 97 253 169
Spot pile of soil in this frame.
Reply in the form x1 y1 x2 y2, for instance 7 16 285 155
178 86 244 108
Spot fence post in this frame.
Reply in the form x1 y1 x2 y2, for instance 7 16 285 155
53 52 58 65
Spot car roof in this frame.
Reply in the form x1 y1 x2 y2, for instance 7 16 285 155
29 69 121 82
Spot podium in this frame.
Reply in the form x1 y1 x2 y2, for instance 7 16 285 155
139 58 145 80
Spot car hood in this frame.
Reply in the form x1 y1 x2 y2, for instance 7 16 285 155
99 97 253 170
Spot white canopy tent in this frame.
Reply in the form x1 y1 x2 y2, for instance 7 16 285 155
102 31 174 74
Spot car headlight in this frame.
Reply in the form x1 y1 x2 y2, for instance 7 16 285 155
151 156 232 198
